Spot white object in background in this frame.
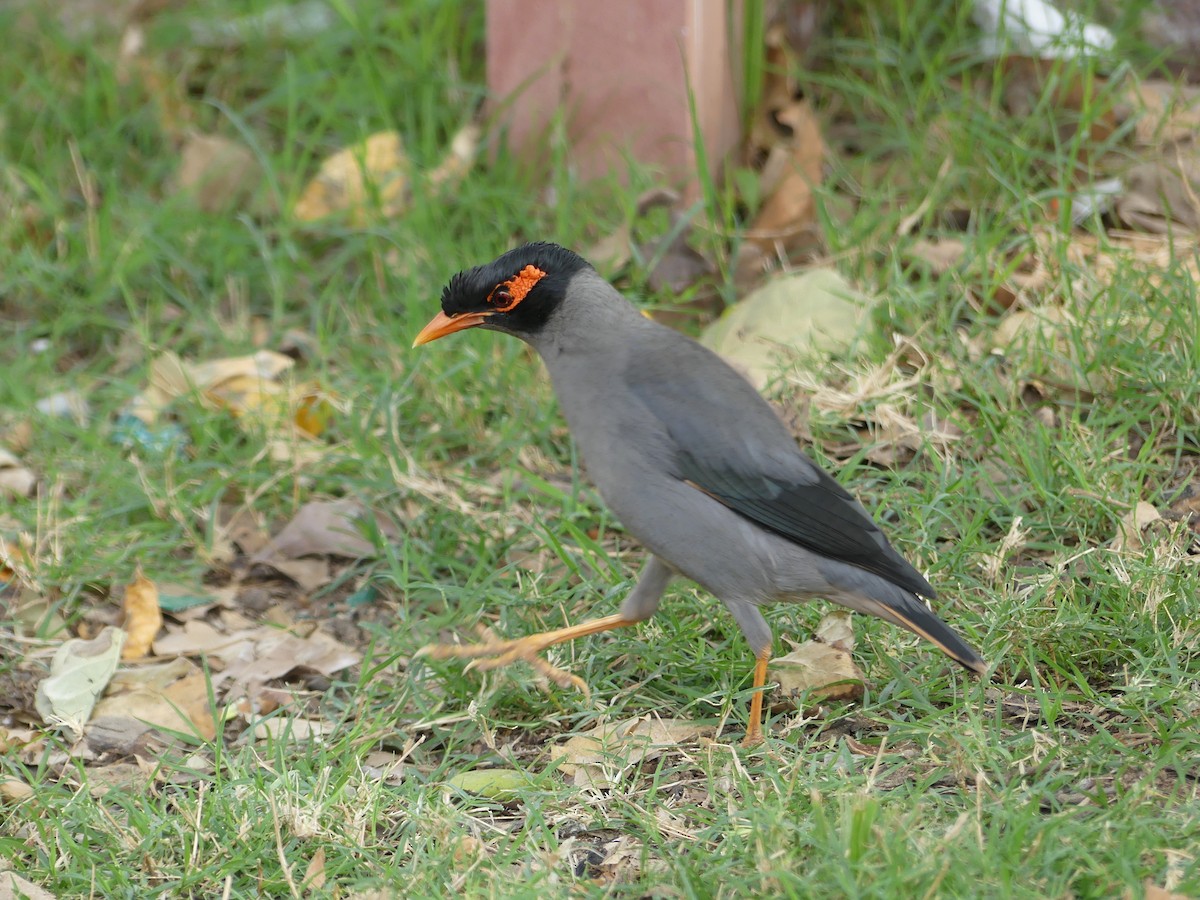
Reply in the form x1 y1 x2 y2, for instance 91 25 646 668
973 0 1116 59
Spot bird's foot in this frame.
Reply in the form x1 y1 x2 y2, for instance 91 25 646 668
740 724 764 748
417 626 591 696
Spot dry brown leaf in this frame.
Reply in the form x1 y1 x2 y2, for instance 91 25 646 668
427 123 481 192
770 610 864 702
93 657 217 740
126 350 335 460
584 188 682 278
746 99 825 254
1127 79 1200 147
585 223 634 277
1144 882 1190 900
0 447 35 498
188 349 294 387
1 418 33 454
152 613 359 702
550 716 712 789
153 617 257 657
1117 152 1200 234
125 351 193 425
906 238 967 274
293 387 336 438
173 133 263 214
1047 228 1200 295
214 627 360 696
254 498 392 562
0 870 55 900
814 609 856 649
122 570 163 660
302 847 328 892
216 504 271 556
1113 501 1164 553
991 307 1110 394
261 557 332 592
85 761 153 798
253 717 336 742
293 131 409 224
0 775 34 804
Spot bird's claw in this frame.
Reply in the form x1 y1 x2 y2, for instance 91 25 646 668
417 630 591 696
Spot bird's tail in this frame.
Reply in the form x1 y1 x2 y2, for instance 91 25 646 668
838 588 988 676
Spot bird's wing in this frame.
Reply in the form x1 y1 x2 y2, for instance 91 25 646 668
624 334 936 598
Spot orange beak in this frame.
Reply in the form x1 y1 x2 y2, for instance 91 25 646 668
412 310 492 347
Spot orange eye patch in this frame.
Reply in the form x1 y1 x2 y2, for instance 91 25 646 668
488 264 547 312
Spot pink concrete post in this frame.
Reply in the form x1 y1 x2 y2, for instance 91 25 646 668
486 0 743 191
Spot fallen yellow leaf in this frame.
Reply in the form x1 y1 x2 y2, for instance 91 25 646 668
122 571 163 660
293 131 410 225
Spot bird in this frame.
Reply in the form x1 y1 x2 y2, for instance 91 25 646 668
413 242 987 744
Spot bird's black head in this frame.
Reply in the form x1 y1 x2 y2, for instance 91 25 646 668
413 242 591 346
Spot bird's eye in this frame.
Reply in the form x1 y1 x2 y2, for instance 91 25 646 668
488 285 516 311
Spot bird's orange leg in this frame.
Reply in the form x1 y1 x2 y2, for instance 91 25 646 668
742 649 772 747
417 614 637 696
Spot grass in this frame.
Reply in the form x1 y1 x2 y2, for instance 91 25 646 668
2 0 1199 896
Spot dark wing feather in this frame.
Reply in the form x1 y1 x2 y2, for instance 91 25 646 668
626 336 936 598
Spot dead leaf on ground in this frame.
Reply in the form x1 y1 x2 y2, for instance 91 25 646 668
745 99 826 257
0 870 55 900
254 498 392 561
584 188 681 278
84 761 153 798
0 447 36 499
172 133 265 215
905 238 967 275
153 611 360 702
427 122 481 193
302 846 328 893
216 626 359 697
35 626 126 739
1116 151 1200 234
1143 882 1190 900
643 216 716 301
216 504 271 557
1165 480 1200 538
991 307 1110 395
0 418 33 454
121 571 163 660
1126 78 1200 147
253 716 336 742
153 617 255 657
979 516 1030 583
1059 229 1200 290
1113 501 1164 553
770 610 864 703
92 656 217 741
248 498 395 590
125 350 335 466
0 775 34 804
293 131 410 224
701 269 869 389
550 716 712 790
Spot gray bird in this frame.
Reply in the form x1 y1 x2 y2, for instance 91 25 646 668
414 242 986 744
